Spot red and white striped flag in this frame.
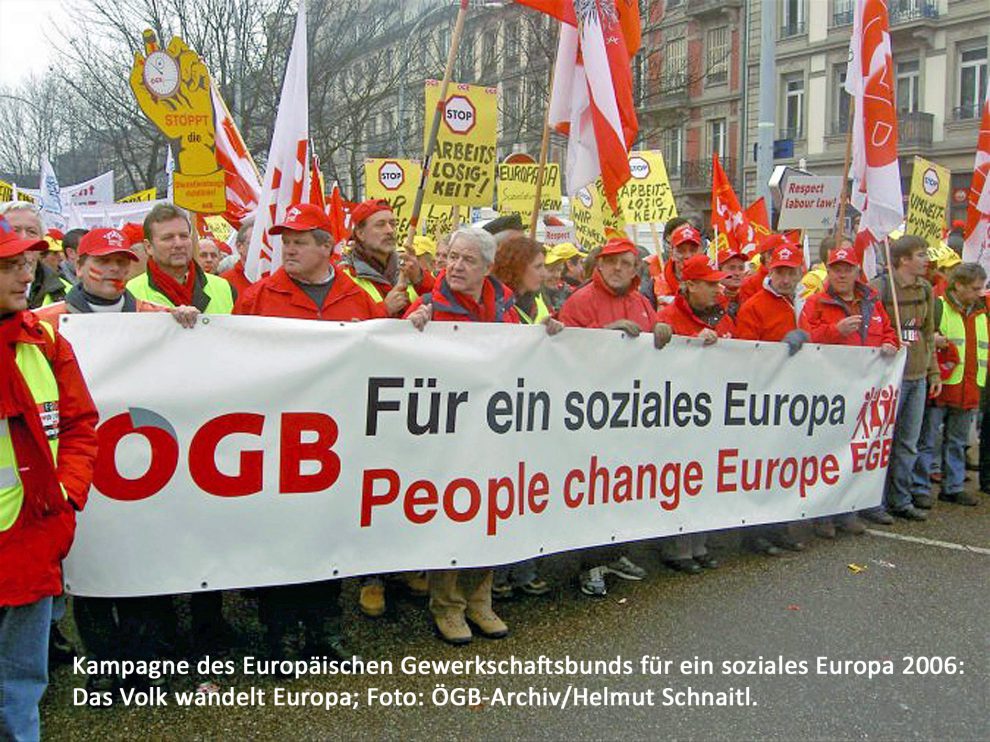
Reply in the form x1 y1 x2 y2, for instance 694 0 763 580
517 0 639 213
211 82 261 230
244 0 310 282
845 0 903 239
962 80 990 263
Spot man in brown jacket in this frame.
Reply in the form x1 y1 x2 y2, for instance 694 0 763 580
868 235 940 522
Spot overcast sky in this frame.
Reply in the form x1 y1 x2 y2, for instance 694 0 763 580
0 0 69 87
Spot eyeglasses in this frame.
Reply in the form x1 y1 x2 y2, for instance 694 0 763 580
0 257 31 274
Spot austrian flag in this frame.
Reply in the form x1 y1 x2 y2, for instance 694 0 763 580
516 0 640 213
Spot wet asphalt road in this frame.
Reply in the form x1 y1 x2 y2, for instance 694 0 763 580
43 489 988 741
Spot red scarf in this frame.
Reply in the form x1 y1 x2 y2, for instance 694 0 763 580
147 258 197 306
0 313 63 520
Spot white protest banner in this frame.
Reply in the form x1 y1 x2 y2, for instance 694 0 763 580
22 170 115 207
61 315 904 597
777 176 844 230
66 199 169 229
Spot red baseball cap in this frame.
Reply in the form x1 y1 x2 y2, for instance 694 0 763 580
757 232 794 256
680 254 726 282
717 248 748 266
78 228 138 261
350 199 393 228
270 203 334 235
769 243 804 269
598 237 638 257
827 246 859 266
121 222 145 245
0 216 46 258
670 223 702 248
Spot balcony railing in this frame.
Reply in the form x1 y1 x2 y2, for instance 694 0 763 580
707 69 728 86
889 0 939 24
780 21 807 39
832 8 854 27
686 0 742 17
953 104 982 121
898 111 934 147
681 157 736 190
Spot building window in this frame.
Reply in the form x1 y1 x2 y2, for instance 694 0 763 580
504 20 519 59
663 36 688 90
781 0 806 38
503 83 520 123
835 68 850 134
482 32 496 71
709 119 726 160
663 127 683 177
460 35 475 80
634 52 647 106
782 73 804 139
958 44 988 120
706 26 729 86
895 59 920 113
832 0 854 27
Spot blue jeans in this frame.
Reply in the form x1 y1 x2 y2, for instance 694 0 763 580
0 597 52 742
884 378 928 512
913 406 975 495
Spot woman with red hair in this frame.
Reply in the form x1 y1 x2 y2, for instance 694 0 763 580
491 235 552 325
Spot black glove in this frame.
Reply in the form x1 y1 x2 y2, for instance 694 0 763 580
782 329 810 356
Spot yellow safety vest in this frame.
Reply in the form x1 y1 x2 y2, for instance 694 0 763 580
126 272 234 314
939 299 989 387
517 294 551 325
0 323 60 531
351 275 418 304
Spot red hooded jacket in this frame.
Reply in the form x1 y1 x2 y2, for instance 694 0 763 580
799 282 898 348
558 270 658 330
657 294 735 337
737 264 769 307
234 266 386 321
405 275 520 324
735 284 799 342
1 311 98 607
220 261 253 297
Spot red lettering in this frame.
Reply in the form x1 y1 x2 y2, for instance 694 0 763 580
361 468 399 527
683 461 703 496
404 480 438 524
528 472 549 514
188 413 264 497
717 448 738 493
443 478 481 523
279 412 340 493
93 411 178 501
563 469 584 508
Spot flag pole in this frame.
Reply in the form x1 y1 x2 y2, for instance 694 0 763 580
882 236 903 341
836 98 855 243
403 0 470 258
530 27 560 239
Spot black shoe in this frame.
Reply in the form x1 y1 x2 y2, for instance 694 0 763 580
694 554 719 569
776 538 807 552
307 633 360 662
86 671 118 694
862 510 895 525
49 625 76 667
891 505 928 521
913 494 934 509
752 537 782 556
664 558 702 575
938 491 979 506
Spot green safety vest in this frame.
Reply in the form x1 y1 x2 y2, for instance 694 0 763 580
516 293 551 325
0 323 60 531
126 272 234 314
939 298 989 387
351 275 418 304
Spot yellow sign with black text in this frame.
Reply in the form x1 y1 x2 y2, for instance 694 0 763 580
364 158 454 239
905 156 950 248
619 151 678 225
496 164 562 225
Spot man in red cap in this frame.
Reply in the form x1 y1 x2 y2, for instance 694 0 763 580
735 240 808 351
0 216 98 740
739 232 789 307
800 245 898 537
127 204 236 314
235 203 384 322
557 237 671 596
717 246 749 319
657 254 735 341
236 202 377 661
341 199 434 317
651 221 703 303
0 203 67 310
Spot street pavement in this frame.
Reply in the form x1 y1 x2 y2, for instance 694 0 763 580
43 487 989 741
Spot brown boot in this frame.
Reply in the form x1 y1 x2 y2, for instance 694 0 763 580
434 613 472 645
465 608 509 639
404 572 429 598
359 579 386 617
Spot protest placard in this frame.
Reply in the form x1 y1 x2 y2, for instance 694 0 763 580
905 156 950 248
496 163 562 224
619 151 677 224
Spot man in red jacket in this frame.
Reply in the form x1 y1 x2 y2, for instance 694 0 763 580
658 254 735 341
735 240 808 349
651 222 703 303
799 246 898 537
236 203 380 662
556 237 671 595
219 219 254 296
0 217 98 740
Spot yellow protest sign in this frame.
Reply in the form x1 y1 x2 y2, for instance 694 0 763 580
496 164 562 225
423 80 497 207
130 30 226 214
0 180 34 203
364 158 453 239
905 156 950 248
204 215 233 243
619 151 677 224
571 179 626 251
117 187 157 203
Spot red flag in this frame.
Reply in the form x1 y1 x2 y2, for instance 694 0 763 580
845 0 903 239
519 0 639 213
211 82 261 230
711 154 758 256
328 182 347 244
963 78 990 262
309 149 326 211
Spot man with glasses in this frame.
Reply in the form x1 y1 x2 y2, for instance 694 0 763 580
0 203 67 309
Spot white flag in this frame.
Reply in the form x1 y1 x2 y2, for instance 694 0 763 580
245 0 310 282
38 155 66 231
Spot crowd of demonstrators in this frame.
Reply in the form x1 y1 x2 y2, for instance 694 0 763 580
5 195 990 735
